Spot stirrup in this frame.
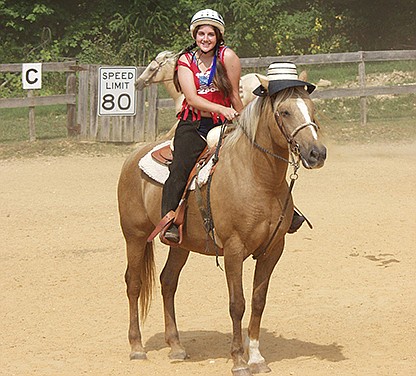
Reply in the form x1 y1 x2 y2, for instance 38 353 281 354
288 211 305 233
288 208 313 234
164 223 180 243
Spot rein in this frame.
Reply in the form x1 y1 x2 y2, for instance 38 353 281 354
144 53 179 85
239 111 314 259
198 111 314 265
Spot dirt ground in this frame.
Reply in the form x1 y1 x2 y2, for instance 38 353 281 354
1 140 415 376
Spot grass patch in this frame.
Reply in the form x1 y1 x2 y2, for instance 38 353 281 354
300 60 416 87
0 105 68 142
316 94 416 123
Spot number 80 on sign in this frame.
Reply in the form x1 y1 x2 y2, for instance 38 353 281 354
98 67 137 116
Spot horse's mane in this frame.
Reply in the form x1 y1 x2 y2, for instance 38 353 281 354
153 51 178 68
223 97 265 149
224 87 308 150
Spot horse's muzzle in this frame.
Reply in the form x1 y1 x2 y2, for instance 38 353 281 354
300 144 327 169
135 78 146 91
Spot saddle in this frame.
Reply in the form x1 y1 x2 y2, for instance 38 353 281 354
147 124 229 246
151 143 174 165
147 144 217 246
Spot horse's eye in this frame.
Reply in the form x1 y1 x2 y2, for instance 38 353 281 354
282 110 290 116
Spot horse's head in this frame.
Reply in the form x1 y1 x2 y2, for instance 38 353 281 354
256 74 327 169
135 51 176 90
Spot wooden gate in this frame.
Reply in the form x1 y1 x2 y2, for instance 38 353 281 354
77 65 159 143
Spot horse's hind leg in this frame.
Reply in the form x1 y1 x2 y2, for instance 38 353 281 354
160 246 190 360
246 240 284 374
125 238 155 360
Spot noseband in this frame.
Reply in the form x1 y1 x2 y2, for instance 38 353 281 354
274 111 319 156
144 54 177 85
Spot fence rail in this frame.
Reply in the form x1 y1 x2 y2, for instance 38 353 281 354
0 61 77 73
239 50 416 67
0 94 76 108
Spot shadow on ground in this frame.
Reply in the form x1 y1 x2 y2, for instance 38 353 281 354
145 328 346 363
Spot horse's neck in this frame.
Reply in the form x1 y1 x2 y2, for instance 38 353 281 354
226 127 289 188
161 79 184 112
163 80 182 101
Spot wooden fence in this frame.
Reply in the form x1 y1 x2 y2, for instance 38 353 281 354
0 61 78 141
1 50 415 142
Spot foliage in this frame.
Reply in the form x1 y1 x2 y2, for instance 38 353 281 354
1 0 414 68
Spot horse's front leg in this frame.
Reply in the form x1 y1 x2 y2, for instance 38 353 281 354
247 239 284 374
224 248 252 376
160 246 190 360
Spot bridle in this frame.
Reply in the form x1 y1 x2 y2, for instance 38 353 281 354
239 109 319 259
239 110 318 167
273 111 319 159
143 54 177 85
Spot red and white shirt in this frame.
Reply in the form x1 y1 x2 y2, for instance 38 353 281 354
177 45 231 123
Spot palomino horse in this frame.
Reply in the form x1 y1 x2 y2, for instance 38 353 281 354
135 51 184 113
135 50 264 111
118 81 327 375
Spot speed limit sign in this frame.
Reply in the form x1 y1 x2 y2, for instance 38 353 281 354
98 67 137 116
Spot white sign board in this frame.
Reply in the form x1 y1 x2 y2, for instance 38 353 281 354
98 67 137 116
22 63 42 89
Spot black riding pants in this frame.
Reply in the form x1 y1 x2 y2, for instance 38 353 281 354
161 118 209 217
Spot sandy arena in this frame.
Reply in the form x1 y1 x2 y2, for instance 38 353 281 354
1 141 415 376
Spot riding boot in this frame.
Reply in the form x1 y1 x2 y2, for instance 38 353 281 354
164 223 180 243
288 209 306 234
161 119 207 244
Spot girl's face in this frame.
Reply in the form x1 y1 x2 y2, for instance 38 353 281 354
195 25 217 54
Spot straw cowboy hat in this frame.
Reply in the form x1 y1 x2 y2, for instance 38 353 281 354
253 62 315 96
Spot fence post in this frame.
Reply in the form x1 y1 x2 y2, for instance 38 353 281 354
78 65 90 139
89 65 98 140
66 72 77 136
27 90 36 141
358 51 367 125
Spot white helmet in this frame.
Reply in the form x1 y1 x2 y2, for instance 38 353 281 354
190 9 225 37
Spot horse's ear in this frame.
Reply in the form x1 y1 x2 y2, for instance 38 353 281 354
255 74 269 92
299 70 308 81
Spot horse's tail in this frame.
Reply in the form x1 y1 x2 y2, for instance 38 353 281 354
139 241 156 322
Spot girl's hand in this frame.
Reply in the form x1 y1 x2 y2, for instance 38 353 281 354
221 106 239 121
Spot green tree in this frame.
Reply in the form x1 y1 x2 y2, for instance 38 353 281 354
0 0 414 66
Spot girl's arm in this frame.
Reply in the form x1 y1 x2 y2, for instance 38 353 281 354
223 48 244 113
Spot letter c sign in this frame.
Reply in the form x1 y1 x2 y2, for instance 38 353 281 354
22 63 42 89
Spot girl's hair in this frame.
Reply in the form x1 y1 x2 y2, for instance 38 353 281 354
173 25 233 98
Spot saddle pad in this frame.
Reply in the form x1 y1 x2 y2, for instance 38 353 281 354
138 140 214 190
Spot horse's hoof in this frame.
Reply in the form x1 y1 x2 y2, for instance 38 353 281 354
232 366 253 376
130 351 147 360
168 349 188 361
249 361 271 374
